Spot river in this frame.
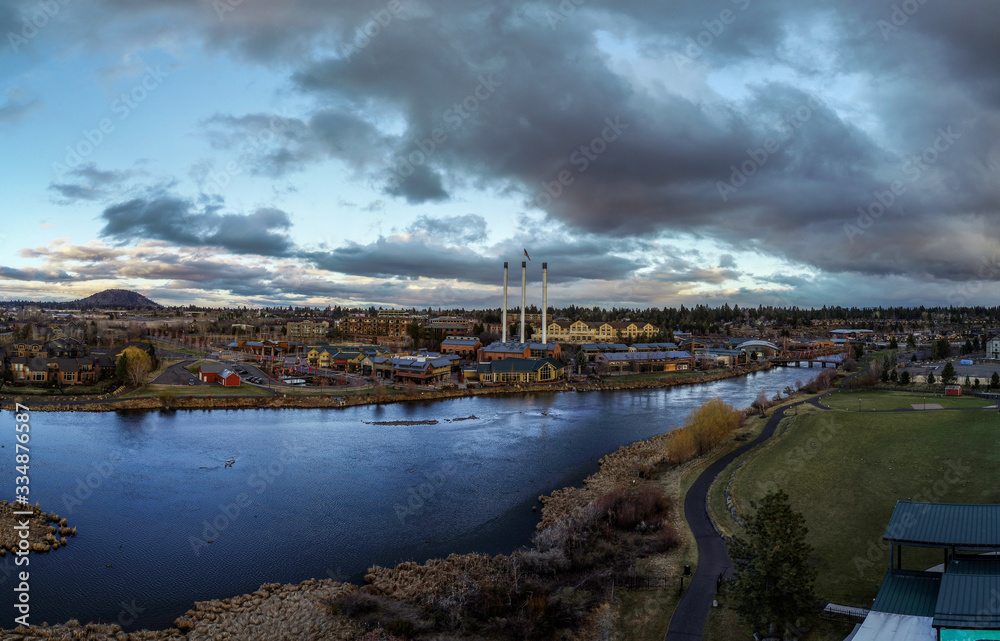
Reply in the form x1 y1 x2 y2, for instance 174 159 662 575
0 365 827 630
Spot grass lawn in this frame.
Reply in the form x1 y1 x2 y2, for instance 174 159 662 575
151 339 204 357
704 598 855 641
822 389 993 411
727 409 1000 606
122 384 272 398
183 360 214 375
1 383 111 396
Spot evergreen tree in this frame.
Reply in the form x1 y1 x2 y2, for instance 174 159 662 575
899 370 910 385
941 362 956 384
729 491 817 637
927 372 936 385
991 372 1000 389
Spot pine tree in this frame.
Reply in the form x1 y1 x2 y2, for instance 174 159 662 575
729 491 817 636
941 362 956 384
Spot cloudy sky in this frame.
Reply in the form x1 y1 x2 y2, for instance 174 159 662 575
2 0 999 308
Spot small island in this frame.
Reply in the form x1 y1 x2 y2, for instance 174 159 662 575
0 501 77 555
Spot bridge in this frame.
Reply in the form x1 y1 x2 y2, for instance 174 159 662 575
770 349 846 367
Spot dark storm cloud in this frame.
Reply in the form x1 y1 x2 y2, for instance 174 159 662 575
301 234 641 285
0 266 73 281
17 0 1000 297
407 214 488 244
99 195 293 256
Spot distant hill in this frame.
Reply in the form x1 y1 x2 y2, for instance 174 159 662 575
73 289 162 309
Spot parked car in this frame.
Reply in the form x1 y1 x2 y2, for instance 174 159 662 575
187 379 196 386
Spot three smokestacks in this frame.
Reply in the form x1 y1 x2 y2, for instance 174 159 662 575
501 260 547 344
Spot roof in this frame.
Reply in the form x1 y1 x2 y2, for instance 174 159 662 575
934 574 1000 627
481 341 531 354
871 571 940 618
706 348 742 356
737 340 781 350
849 612 935 641
581 343 629 350
884 502 1000 548
632 342 678 350
946 557 1000 575
440 337 480 345
478 357 563 374
527 342 558 350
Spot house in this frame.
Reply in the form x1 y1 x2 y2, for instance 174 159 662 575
198 363 241 386
986 336 1000 360
385 356 454 385
477 357 565 385
703 348 747 368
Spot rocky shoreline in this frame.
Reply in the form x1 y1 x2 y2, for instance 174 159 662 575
0 363 771 413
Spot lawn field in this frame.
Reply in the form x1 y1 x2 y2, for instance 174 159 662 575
822 389 994 411
123 384 273 398
726 408 1000 607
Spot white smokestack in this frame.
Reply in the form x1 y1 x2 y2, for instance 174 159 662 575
502 262 508 343
542 262 548 345
520 261 526 343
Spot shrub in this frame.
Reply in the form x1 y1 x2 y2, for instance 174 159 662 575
667 428 697 465
686 398 741 455
334 592 380 617
595 484 673 530
384 618 417 639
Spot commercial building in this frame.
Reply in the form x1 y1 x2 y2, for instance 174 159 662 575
478 341 561 362
476 357 565 385
535 320 659 344
440 337 482 359
285 320 330 341
342 314 413 342
594 350 694 375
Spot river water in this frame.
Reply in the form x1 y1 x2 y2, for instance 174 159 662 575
0 365 826 630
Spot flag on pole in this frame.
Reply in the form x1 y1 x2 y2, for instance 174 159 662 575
523 248 531 261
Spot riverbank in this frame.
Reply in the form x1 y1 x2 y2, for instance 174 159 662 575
0 502 76 556
0 363 772 413
5 403 733 639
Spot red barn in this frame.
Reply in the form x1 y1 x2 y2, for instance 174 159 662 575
198 363 241 386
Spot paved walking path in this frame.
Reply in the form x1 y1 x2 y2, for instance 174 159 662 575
665 382 997 639
665 400 802 639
